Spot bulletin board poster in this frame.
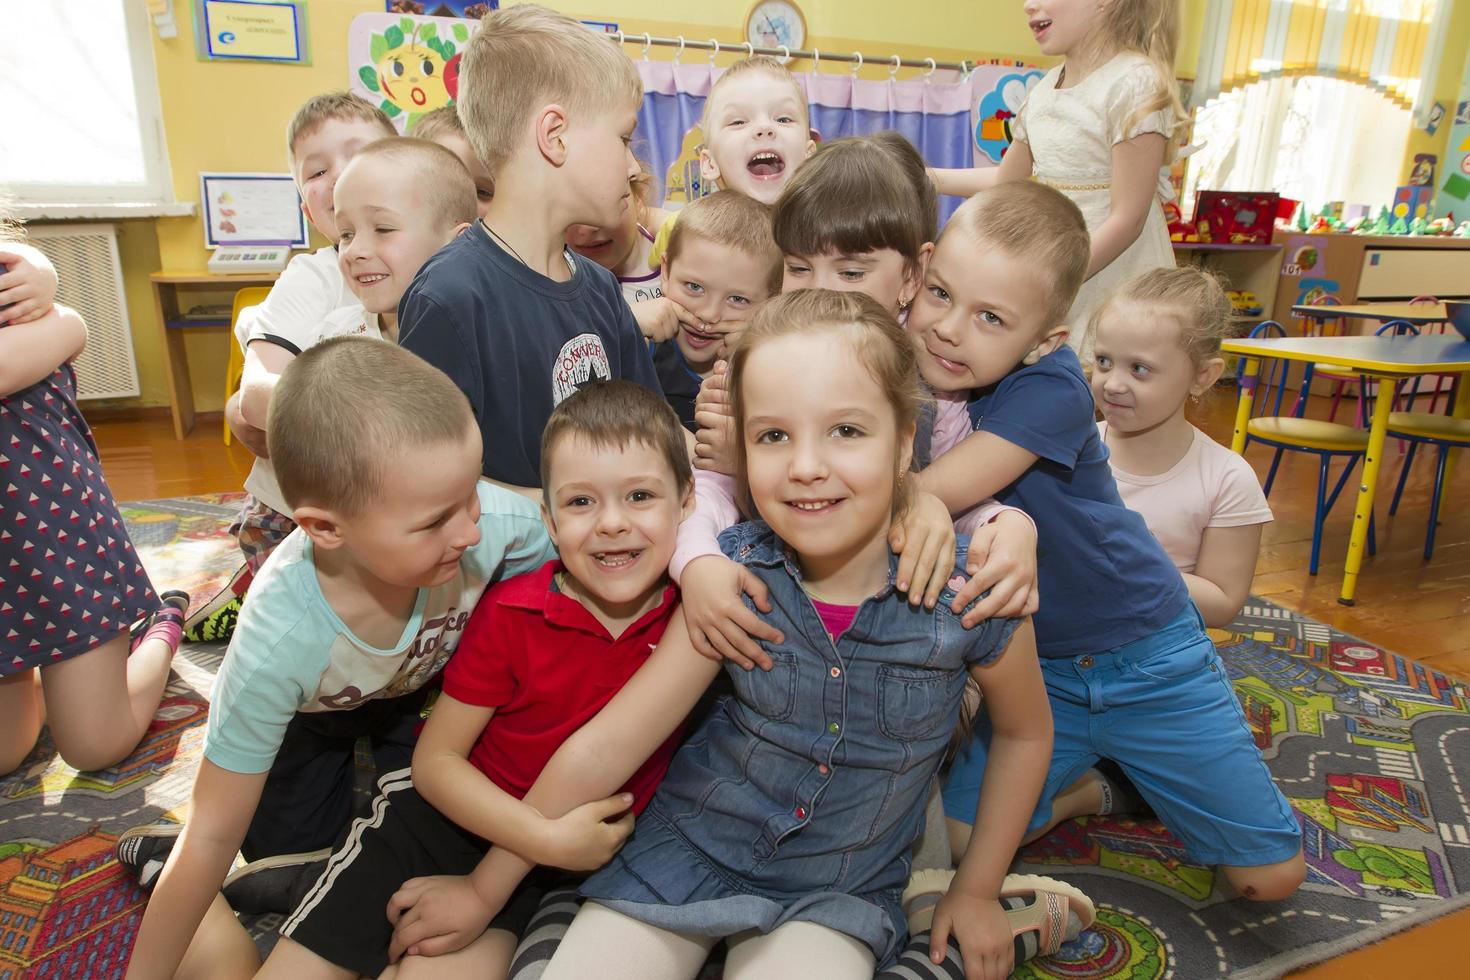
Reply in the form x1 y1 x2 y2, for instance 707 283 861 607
349 13 479 131
196 0 309 64
200 173 309 248
1438 101 1470 219
384 2 496 15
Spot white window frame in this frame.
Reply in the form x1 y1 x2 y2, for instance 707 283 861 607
6 0 174 209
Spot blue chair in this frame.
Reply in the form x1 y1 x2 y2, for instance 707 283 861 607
1237 320 1376 574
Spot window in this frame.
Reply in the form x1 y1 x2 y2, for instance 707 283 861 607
1 0 171 205
1183 75 1411 219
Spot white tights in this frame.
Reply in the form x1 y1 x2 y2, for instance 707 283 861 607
541 901 876 980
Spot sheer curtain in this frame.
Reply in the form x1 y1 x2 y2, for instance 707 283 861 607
1183 75 1411 215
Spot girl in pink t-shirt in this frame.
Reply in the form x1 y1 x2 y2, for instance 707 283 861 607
1088 267 1271 627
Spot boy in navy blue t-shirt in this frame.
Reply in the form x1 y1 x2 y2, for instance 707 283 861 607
398 5 661 490
909 182 1305 905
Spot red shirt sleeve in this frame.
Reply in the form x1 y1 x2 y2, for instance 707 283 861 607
441 586 519 708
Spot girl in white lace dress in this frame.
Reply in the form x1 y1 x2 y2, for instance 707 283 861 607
933 0 1186 349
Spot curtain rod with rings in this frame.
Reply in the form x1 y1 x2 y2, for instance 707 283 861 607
609 30 986 76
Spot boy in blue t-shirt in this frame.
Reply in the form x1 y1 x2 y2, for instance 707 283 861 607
909 182 1305 904
397 5 661 492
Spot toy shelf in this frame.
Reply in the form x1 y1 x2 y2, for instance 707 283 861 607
1173 242 1284 327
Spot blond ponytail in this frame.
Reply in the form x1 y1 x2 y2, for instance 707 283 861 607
1102 0 1188 161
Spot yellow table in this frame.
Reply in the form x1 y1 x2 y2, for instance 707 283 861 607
1225 334 1470 604
1290 301 1449 326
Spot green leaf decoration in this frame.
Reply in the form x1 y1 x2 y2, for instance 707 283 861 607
384 25 404 50
358 65 380 92
418 22 437 41
369 33 387 63
442 41 454 58
381 99 402 117
452 23 469 42
399 16 414 33
426 36 444 57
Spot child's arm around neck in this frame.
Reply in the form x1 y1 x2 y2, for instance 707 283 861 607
915 429 1040 518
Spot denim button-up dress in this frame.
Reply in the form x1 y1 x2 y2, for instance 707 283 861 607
580 522 1021 966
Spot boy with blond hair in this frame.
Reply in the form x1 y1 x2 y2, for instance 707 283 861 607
398 4 661 491
332 137 475 340
121 339 557 980
651 190 781 429
201 93 397 642
411 106 495 217
646 56 815 267
905 183 1306 913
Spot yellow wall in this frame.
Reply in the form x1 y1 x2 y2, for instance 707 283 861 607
112 0 1245 411
1402 2 1470 185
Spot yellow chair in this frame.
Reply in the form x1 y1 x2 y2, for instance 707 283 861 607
1385 409 1470 559
224 287 273 446
1237 321 1375 574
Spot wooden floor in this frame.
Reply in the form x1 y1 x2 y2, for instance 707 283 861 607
91 395 1468 979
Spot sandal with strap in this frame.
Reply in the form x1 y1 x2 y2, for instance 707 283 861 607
902 868 1096 959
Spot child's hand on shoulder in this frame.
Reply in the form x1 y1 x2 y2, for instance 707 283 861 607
930 889 1015 980
681 553 784 670
889 490 958 609
386 873 501 962
539 792 636 870
953 510 1039 627
0 246 60 325
633 296 701 343
693 361 736 475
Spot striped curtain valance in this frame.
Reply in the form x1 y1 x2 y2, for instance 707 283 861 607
1193 0 1447 114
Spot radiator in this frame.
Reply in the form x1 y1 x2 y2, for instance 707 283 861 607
23 223 141 400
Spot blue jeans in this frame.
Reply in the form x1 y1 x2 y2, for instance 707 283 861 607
944 604 1302 867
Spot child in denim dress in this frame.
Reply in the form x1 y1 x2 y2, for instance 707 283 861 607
534 289 1057 979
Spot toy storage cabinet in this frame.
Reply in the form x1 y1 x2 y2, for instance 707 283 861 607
1173 243 1285 327
1271 234 1470 331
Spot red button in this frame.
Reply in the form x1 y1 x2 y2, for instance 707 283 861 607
795 806 808 819
830 667 841 678
818 765 830 775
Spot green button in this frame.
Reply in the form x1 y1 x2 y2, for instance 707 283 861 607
828 722 840 734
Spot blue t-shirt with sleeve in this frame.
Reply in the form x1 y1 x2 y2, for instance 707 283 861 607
398 224 662 487
966 345 1188 656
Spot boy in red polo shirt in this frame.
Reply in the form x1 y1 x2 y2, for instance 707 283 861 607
263 380 695 980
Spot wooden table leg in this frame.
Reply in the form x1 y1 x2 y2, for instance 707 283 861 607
151 281 196 440
1339 375 1397 605
1231 357 1259 454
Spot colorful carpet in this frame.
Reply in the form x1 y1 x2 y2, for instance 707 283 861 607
1 496 1466 979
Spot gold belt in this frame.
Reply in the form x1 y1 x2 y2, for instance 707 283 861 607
1033 175 1111 192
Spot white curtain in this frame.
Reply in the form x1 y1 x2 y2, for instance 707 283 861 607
1184 75 1412 215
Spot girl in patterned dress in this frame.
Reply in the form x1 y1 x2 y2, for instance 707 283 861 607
0 212 187 776
931 0 1186 349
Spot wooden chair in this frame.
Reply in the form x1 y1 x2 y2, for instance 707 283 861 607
224 287 272 446
1237 321 1376 574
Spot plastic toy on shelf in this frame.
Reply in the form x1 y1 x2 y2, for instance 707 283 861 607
1164 200 1199 242
1226 289 1264 317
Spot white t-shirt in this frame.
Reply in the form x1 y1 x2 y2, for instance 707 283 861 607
234 246 359 352
241 305 381 515
205 481 557 774
1099 421 1273 573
